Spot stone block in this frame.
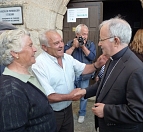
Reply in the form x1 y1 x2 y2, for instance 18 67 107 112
62 0 70 6
29 0 63 13
58 5 67 15
24 4 56 30
56 14 63 30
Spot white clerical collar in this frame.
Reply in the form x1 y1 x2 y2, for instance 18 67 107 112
110 57 113 61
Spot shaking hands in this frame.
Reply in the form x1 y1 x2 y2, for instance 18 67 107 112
69 88 86 101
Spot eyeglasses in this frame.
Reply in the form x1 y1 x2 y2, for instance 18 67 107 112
99 36 115 42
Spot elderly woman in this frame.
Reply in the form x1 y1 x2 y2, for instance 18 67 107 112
0 29 57 132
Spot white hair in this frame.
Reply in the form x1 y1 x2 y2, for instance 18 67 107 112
39 29 57 48
75 24 88 34
0 29 30 66
99 16 132 44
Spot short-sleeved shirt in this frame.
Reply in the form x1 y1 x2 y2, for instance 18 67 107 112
32 51 86 111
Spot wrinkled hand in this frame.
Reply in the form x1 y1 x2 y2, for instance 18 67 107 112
94 54 109 68
69 88 81 101
73 38 79 48
74 89 86 96
92 103 105 118
72 89 86 101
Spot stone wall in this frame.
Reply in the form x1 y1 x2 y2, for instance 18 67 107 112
0 0 70 56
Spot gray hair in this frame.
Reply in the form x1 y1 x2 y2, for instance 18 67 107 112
0 29 30 66
75 24 88 34
99 16 132 44
39 29 57 47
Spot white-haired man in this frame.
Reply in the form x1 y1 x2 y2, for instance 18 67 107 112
32 30 107 132
75 17 143 132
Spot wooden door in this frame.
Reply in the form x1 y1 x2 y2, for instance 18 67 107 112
63 2 103 58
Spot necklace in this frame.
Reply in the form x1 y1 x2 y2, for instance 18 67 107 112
100 58 121 94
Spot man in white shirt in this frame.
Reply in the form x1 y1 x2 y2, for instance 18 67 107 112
32 29 107 132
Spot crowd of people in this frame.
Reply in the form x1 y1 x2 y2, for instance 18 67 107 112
0 16 143 132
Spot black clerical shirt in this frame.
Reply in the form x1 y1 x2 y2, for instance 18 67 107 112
101 46 128 91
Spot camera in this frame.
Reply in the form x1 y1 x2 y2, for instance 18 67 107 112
78 36 84 46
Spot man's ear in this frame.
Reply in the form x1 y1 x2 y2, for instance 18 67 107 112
114 37 121 46
42 45 47 51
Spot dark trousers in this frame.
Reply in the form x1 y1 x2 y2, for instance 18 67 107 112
54 104 74 132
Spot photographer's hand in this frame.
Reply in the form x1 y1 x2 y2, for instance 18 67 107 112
65 38 79 55
73 38 79 48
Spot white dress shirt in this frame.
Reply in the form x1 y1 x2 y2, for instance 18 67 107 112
32 51 86 111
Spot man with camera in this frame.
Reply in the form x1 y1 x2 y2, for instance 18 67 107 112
64 24 96 123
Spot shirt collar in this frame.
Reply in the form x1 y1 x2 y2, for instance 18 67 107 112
3 67 34 83
110 47 128 60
